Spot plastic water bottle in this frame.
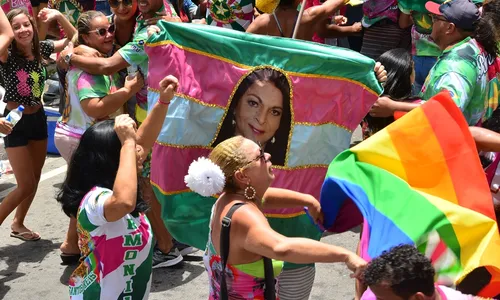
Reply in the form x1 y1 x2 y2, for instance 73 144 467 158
127 65 138 78
0 105 24 137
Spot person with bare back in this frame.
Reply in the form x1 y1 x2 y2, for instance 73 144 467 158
247 0 361 41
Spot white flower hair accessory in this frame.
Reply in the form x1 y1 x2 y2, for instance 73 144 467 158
185 157 226 197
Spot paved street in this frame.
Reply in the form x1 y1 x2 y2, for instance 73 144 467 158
0 130 362 300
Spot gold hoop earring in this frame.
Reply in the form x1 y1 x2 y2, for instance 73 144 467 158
244 185 256 200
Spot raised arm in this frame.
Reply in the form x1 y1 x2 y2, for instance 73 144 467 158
38 8 77 52
303 0 345 24
136 75 179 155
104 115 139 222
0 7 14 63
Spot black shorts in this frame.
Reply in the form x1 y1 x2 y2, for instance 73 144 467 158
4 108 48 148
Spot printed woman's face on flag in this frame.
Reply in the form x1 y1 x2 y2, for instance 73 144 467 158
212 67 292 166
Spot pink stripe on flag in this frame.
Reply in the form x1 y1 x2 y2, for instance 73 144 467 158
151 143 328 208
264 167 327 215
151 144 211 194
146 45 247 108
290 75 377 131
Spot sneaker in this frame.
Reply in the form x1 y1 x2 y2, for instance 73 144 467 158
173 240 198 256
152 247 183 269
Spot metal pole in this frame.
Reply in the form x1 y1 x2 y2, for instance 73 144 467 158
291 0 307 39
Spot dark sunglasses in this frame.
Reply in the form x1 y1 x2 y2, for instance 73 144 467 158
431 14 448 23
241 144 266 170
109 0 133 8
89 24 116 37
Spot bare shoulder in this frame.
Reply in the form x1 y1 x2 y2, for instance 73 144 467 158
228 202 269 235
246 14 272 33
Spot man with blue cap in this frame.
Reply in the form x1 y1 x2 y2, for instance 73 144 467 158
369 0 500 127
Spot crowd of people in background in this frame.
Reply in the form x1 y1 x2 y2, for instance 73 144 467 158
0 0 499 298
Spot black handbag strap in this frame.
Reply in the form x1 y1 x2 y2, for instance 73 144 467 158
263 257 276 300
219 202 276 300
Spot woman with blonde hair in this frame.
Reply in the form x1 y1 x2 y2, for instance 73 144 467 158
185 135 367 299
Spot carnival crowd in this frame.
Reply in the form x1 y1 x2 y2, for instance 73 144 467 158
0 0 499 298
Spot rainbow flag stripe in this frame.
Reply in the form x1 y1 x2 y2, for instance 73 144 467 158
144 21 382 258
320 92 500 297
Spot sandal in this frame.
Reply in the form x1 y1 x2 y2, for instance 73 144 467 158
10 231 41 241
60 253 81 265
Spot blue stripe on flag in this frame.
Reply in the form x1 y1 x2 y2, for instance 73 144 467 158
320 176 414 259
149 92 225 146
288 124 351 167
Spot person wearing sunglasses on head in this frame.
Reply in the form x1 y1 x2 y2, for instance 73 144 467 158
185 136 367 299
54 10 144 264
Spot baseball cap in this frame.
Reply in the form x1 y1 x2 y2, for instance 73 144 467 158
425 0 480 31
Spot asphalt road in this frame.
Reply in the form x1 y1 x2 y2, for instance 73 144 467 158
0 129 363 300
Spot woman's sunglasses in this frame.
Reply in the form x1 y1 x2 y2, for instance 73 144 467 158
431 14 448 23
89 24 116 37
241 144 266 170
109 0 133 8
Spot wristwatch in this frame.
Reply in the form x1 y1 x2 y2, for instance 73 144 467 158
64 52 73 66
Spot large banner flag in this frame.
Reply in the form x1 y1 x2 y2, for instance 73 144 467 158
144 22 382 254
320 91 500 297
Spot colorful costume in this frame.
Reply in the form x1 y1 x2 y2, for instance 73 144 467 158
69 187 153 299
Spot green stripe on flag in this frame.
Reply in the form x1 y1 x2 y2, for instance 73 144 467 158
154 190 322 269
326 150 462 260
147 22 383 95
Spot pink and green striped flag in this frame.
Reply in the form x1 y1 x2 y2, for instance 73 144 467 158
144 22 383 261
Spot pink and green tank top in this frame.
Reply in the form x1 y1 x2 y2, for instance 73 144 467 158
203 205 283 299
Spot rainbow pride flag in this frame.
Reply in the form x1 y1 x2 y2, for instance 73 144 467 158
144 22 382 258
320 92 500 297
